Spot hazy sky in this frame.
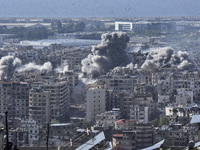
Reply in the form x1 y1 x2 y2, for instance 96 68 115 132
0 0 200 17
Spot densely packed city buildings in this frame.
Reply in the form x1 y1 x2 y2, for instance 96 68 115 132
0 17 200 149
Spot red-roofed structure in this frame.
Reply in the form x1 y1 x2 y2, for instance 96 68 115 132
115 119 136 130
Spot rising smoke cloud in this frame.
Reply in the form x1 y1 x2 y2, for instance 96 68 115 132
0 56 22 80
71 73 97 103
17 62 52 73
141 47 196 71
0 55 52 80
81 32 130 78
55 60 69 73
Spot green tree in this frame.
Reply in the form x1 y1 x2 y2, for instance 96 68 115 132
151 118 159 127
159 116 169 126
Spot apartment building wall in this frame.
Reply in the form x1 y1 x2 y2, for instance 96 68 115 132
39 123 75 146
20 120 39 146
103 75 137 93
130 105 149 123
157 72 200 103
118 92 135 117
175 88 193 104
115 22 133 31
113 131 136 150
59 71 78 97
0 81 30 119
41 81 69 120
29 88 51 125
86 88 107 122
154 124 188 146
114 119 136 130
9 128 29 147
95 109 121 127
136 123 153 149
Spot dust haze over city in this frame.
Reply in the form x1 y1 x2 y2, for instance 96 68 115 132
1 0 200 150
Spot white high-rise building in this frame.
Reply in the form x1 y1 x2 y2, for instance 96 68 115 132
86 88 107 122
115 22 133 31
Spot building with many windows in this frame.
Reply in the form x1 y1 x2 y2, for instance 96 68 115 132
115 22 133 31
0 81 30 119
41 81 69 121
86 88 107 122
136 123 154 149
29 88 51 125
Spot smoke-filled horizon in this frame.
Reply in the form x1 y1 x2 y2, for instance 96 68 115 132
81 32 131 78
0 55 52 80
141 47 196 71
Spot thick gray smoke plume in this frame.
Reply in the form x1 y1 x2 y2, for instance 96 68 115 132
0 56 22 79
141 47 195 71
81 32 130 78
0 55 52 80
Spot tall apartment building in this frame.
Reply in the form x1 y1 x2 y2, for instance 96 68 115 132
136 123 153 149
86 88 107 122
41 81 69 121
113 131 136 150
130 104 149 123
59 71 78 97
64 71 78 87
118 91 134 117
0 81 30 119
29 88 51 125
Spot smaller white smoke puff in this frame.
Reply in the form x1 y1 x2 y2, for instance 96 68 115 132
134 64 139 69
71 73 97 103
126 63 134 70
18 62 52 73
177 51 189 61
13 58 22 66
141 47 195 71
55 60 69 73
177 60 192 70
79 73 97 85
